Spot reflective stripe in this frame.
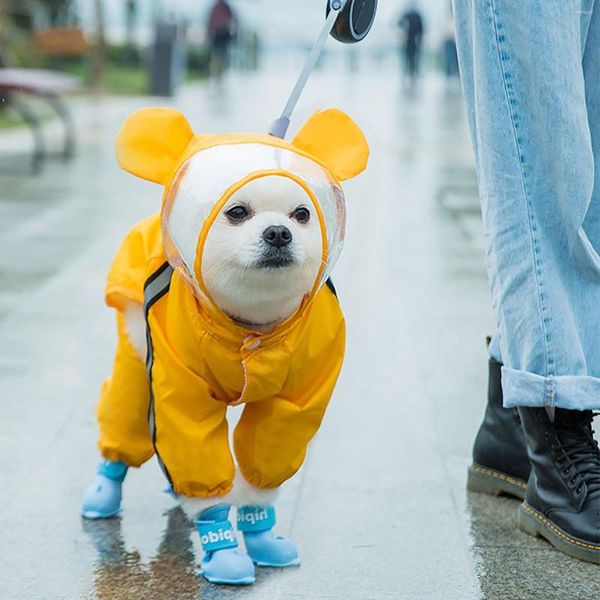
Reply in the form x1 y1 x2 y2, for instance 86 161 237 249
144 262 174 309
325 277 338 298
144 262 174 484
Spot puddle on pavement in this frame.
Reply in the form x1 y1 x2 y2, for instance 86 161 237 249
83 507 283 600
466 492 600 599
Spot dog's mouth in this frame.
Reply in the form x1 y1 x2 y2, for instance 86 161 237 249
255 247 296 269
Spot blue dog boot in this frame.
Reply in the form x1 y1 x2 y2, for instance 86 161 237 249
196 505 256 585
237 505 300 568
81 460 128 520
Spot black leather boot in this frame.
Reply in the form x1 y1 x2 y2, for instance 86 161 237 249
467 359 531 499
517 407 600 564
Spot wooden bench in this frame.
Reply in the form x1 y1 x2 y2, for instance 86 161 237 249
0 67 79 172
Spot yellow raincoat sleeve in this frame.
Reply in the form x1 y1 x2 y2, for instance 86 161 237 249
105 212 165 311
233 292 346 489
98 213 165 467
97 311 154 467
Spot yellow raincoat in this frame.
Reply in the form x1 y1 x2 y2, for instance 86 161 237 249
97 107 369 499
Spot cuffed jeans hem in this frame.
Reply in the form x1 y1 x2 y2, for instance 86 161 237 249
502 366 600 410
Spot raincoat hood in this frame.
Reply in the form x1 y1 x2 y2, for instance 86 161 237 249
115 107 369 320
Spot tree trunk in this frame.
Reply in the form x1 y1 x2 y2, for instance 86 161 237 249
90 0 106 92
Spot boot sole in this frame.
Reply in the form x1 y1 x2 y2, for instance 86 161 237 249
467 464 527 500
518 502 600 564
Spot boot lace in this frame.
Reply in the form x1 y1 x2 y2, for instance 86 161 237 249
552 411 600 500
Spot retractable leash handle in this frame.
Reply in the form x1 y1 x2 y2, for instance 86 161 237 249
269 0 378 139
269 0 348 139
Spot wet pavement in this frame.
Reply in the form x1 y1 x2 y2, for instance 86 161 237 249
0 64 598 599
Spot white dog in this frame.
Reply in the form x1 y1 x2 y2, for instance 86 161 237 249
82 106 368 586
202 176 323 330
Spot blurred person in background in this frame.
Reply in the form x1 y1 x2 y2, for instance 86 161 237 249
398 1 424 85
125 0 138 44
441 6 458 80
454 0 600 564
207 0 236 80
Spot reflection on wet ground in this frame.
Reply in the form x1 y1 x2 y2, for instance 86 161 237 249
467 492 600 600
83 508 200 600
83 507 293 600
0 64 596 599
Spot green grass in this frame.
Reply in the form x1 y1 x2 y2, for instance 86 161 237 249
0 109 32 129
104 64 148 94
65 62 149 95
68 62 205 94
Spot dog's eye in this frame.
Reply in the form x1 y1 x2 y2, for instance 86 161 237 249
291 207 310 224
225 205 249 223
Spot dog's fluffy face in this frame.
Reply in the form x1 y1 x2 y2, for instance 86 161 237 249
201 176 323 326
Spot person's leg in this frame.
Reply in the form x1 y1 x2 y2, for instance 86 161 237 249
467 355 530 498
405 44 414 79
516 0 600 564
454 0 600 562
453 1 530 497
584 0 600 280
414 42 422 76
453 0 600 411
449 40 459 77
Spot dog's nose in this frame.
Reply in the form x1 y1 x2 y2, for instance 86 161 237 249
263 225 292 248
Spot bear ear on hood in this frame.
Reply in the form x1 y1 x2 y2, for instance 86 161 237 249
115 108 194 184
291 108 369 182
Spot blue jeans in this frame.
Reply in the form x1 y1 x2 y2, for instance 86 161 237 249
453 0 600 410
